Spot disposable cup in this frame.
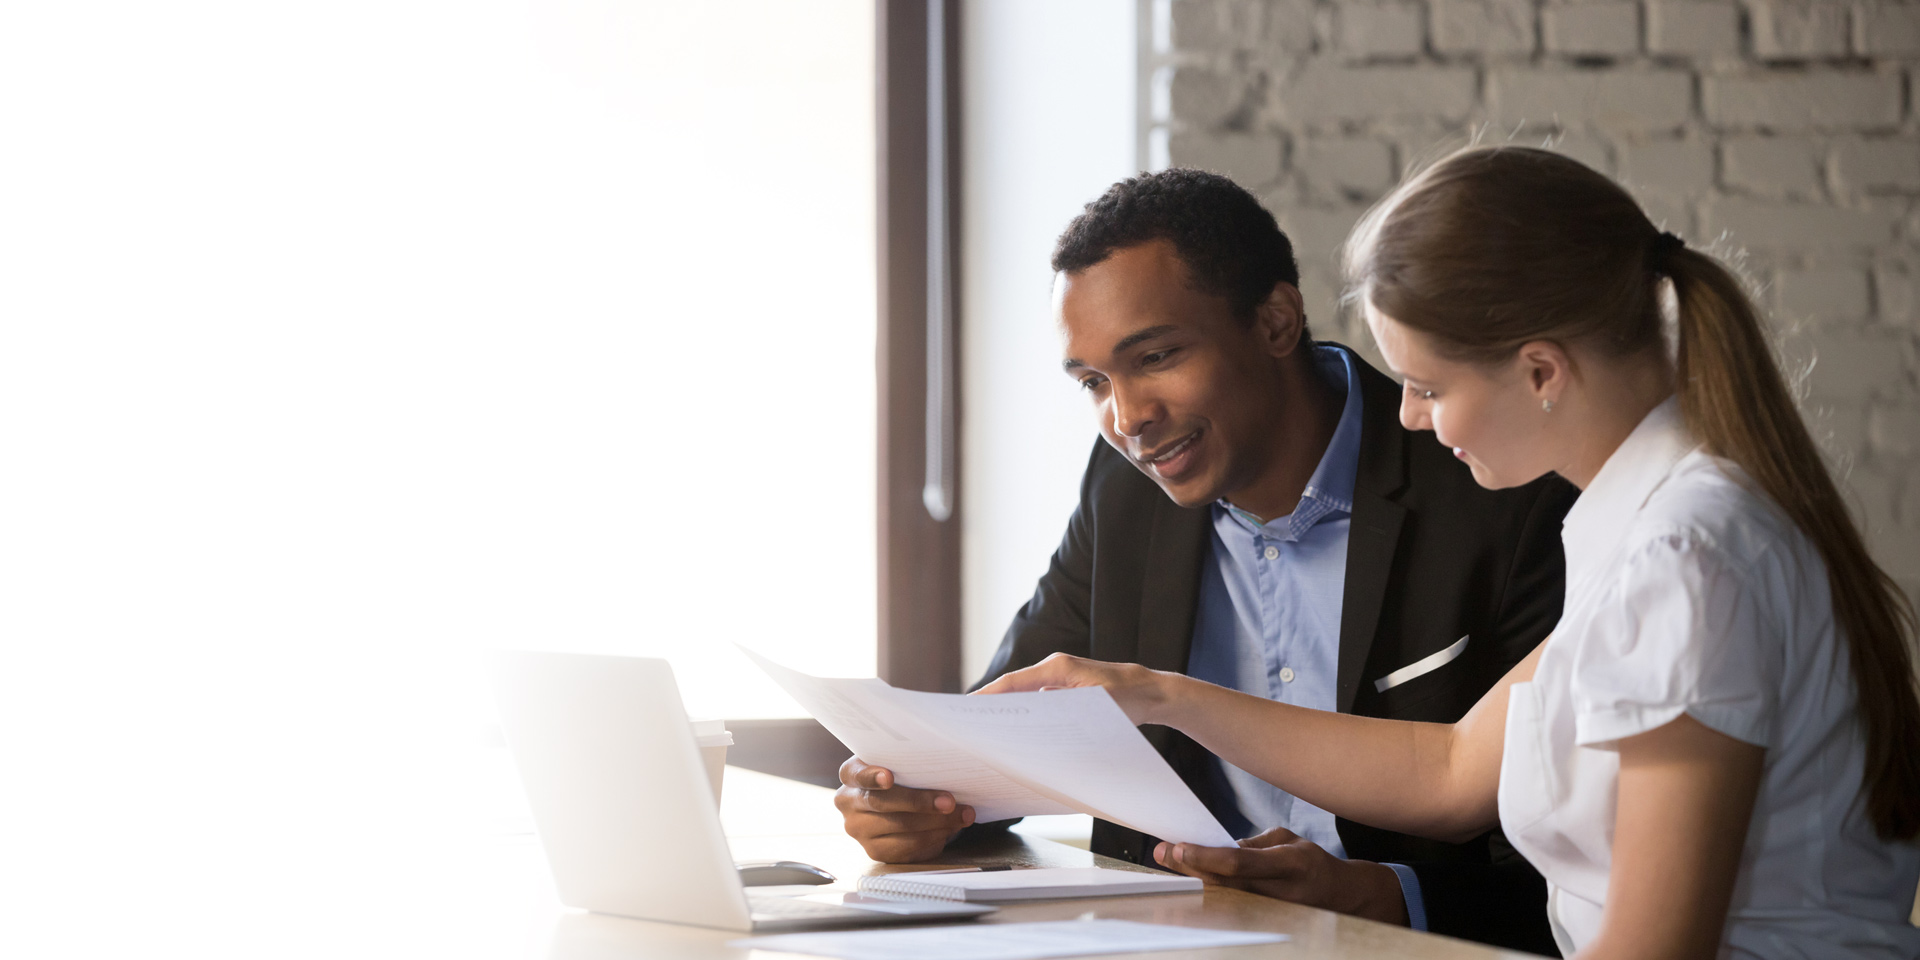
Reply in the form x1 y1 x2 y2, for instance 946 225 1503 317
690 719 732 804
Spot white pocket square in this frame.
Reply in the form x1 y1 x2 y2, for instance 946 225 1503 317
1374 635 1469 693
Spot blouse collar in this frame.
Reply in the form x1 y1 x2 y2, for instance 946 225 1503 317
1558 396 1700 589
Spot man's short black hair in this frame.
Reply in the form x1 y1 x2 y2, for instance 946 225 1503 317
1052 168 1303 327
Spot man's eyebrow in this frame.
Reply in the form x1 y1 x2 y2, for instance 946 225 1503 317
1111 324 1179 355
1060 324 1181 374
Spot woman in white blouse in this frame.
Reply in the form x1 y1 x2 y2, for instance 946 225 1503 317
981 146 1920 958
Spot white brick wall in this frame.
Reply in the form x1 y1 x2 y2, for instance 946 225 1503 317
1147 0 1920 597
1336 2 1428 56
1647 2 1741 56
1542 3 1640 56
1703 72 1903 130
1749 1 1850 59
1433 0 1538 54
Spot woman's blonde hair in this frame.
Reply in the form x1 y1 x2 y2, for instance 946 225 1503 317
1346 145 1920 840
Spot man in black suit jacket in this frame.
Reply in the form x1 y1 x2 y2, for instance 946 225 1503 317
835 170 1574 954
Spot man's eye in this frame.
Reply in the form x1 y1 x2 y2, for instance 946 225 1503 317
1079 377 1106 392
1142 349 1175 365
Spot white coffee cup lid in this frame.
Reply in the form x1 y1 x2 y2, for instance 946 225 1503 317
690 718 733 746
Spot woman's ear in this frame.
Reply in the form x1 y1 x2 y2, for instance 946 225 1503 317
1515 340 1572 404
1253 282 1309 359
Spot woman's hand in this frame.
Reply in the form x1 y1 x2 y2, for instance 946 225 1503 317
972 653 1177 725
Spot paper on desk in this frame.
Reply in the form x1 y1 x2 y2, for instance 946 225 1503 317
740 647 1235 847
729 919 1287 960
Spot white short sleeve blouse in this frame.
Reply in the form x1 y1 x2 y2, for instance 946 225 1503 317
1497 398 1920 958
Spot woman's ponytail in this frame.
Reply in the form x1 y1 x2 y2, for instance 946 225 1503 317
1665 248 1920 841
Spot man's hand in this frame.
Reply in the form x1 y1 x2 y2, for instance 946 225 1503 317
833 756 975 863
1153 827 1410 926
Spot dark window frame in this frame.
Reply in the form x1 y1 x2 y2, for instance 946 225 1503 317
875 0 963 696
729 0 963 787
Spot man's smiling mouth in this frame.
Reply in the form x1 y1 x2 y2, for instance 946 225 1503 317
1140 430 1201 463
1135 429 1206 482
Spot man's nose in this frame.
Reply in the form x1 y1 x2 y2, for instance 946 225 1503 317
1110 382 1159 439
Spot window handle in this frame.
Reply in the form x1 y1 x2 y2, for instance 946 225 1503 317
921 0 955 523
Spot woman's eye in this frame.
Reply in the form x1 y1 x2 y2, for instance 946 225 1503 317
1079 377 1105 392
1142 349 1174 365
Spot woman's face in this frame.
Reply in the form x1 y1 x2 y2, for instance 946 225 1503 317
1367 304 1560 490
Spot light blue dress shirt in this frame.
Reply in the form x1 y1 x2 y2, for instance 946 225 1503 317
1184 344 1429 929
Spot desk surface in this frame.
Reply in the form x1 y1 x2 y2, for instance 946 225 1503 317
505 767 1538 960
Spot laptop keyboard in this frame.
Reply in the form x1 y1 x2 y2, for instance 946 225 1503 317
750 896 878 920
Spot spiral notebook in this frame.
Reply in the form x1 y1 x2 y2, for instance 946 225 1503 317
857 868 1202 903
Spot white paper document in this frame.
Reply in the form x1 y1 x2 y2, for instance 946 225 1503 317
729 919 1287 960
740 648 1235 847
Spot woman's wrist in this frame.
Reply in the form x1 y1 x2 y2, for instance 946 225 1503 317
1138 669 1192 727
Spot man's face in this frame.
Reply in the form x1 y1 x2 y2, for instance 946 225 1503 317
1057 239 1294 509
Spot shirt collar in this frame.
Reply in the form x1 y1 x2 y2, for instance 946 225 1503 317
1559 395 1700 588
1217 345 1365 541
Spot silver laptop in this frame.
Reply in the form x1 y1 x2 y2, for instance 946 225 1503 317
489 650 995 932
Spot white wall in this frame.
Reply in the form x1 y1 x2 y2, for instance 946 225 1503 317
960 0 1138 684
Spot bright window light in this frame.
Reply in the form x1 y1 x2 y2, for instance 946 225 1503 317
3 3 873 950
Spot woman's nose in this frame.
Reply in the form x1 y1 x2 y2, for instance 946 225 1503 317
1399 394 1430 433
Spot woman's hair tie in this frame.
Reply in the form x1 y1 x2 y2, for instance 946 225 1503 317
1650 230 1686 270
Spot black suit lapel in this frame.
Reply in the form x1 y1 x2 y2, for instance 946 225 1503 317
1337 356 1412 713
1136 494 1211 674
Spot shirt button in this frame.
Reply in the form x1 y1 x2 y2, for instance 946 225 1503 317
1263 546 1279 560
1279 667 1296 683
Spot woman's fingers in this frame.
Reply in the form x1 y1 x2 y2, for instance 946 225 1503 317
974 653 1096 695
974 655 1167 724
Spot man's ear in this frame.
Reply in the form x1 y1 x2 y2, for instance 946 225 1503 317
1251 282 1308 359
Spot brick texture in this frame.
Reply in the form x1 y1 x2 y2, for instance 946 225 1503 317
1432 0 1536 55
1620 138 1715 195
1749 2 1851 59
1647 2 1740 56
1543 4 1641 57
1491 69 1693 132
1855 5 1920 56
1777 265 1872 322
1704 73 1903 131
1834 138 1920 192
1283 63 1478 122
1146 0 1920 594
1336 2 1426 57
1721 136 1824 197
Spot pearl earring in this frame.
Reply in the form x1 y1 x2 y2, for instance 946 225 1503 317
1543 399 1555 413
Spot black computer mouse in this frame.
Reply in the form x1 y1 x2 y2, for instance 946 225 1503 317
736 860 837 886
